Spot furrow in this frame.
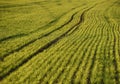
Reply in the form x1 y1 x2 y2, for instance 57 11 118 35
112 24 119 84
0 4 98 80
49 37 88 84
71 5 102 84
104 2 120 83
48 12 97 83
0 4 84 43
54 5 99 83
16 38 69 83
0 10 78 60
17 34 79 83
0 7 81 80
86 14 105 84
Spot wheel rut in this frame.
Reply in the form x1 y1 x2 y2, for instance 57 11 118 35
0 4 97 81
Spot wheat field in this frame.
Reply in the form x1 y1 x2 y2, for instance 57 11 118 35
0 0 120 84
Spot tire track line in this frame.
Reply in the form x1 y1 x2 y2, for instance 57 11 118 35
45 37 88 84
52 4 99 84
70 5 99 83
0 10 78 60
0 4 98 80
29 31 83 83
17 38 69 83
0 4 84 43
0 8 80 80
47 13 97 83
39 41 80 83
68 11 98 84
0 5 88 60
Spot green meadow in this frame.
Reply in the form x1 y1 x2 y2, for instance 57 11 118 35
0 0 120 84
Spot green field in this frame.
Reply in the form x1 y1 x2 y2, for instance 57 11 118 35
0 0 120 84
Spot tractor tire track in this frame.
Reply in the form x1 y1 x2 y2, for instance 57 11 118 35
0 34 27 43
86 1 114 83
0 10 78 60
52 5 99 84
70 25 96 84
0 4 84 43
0 9 79 80
70 5 99 83
0 5 88 61
0 4 97 80
49 11 97 83
23 40 72 83
41 37 88 83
